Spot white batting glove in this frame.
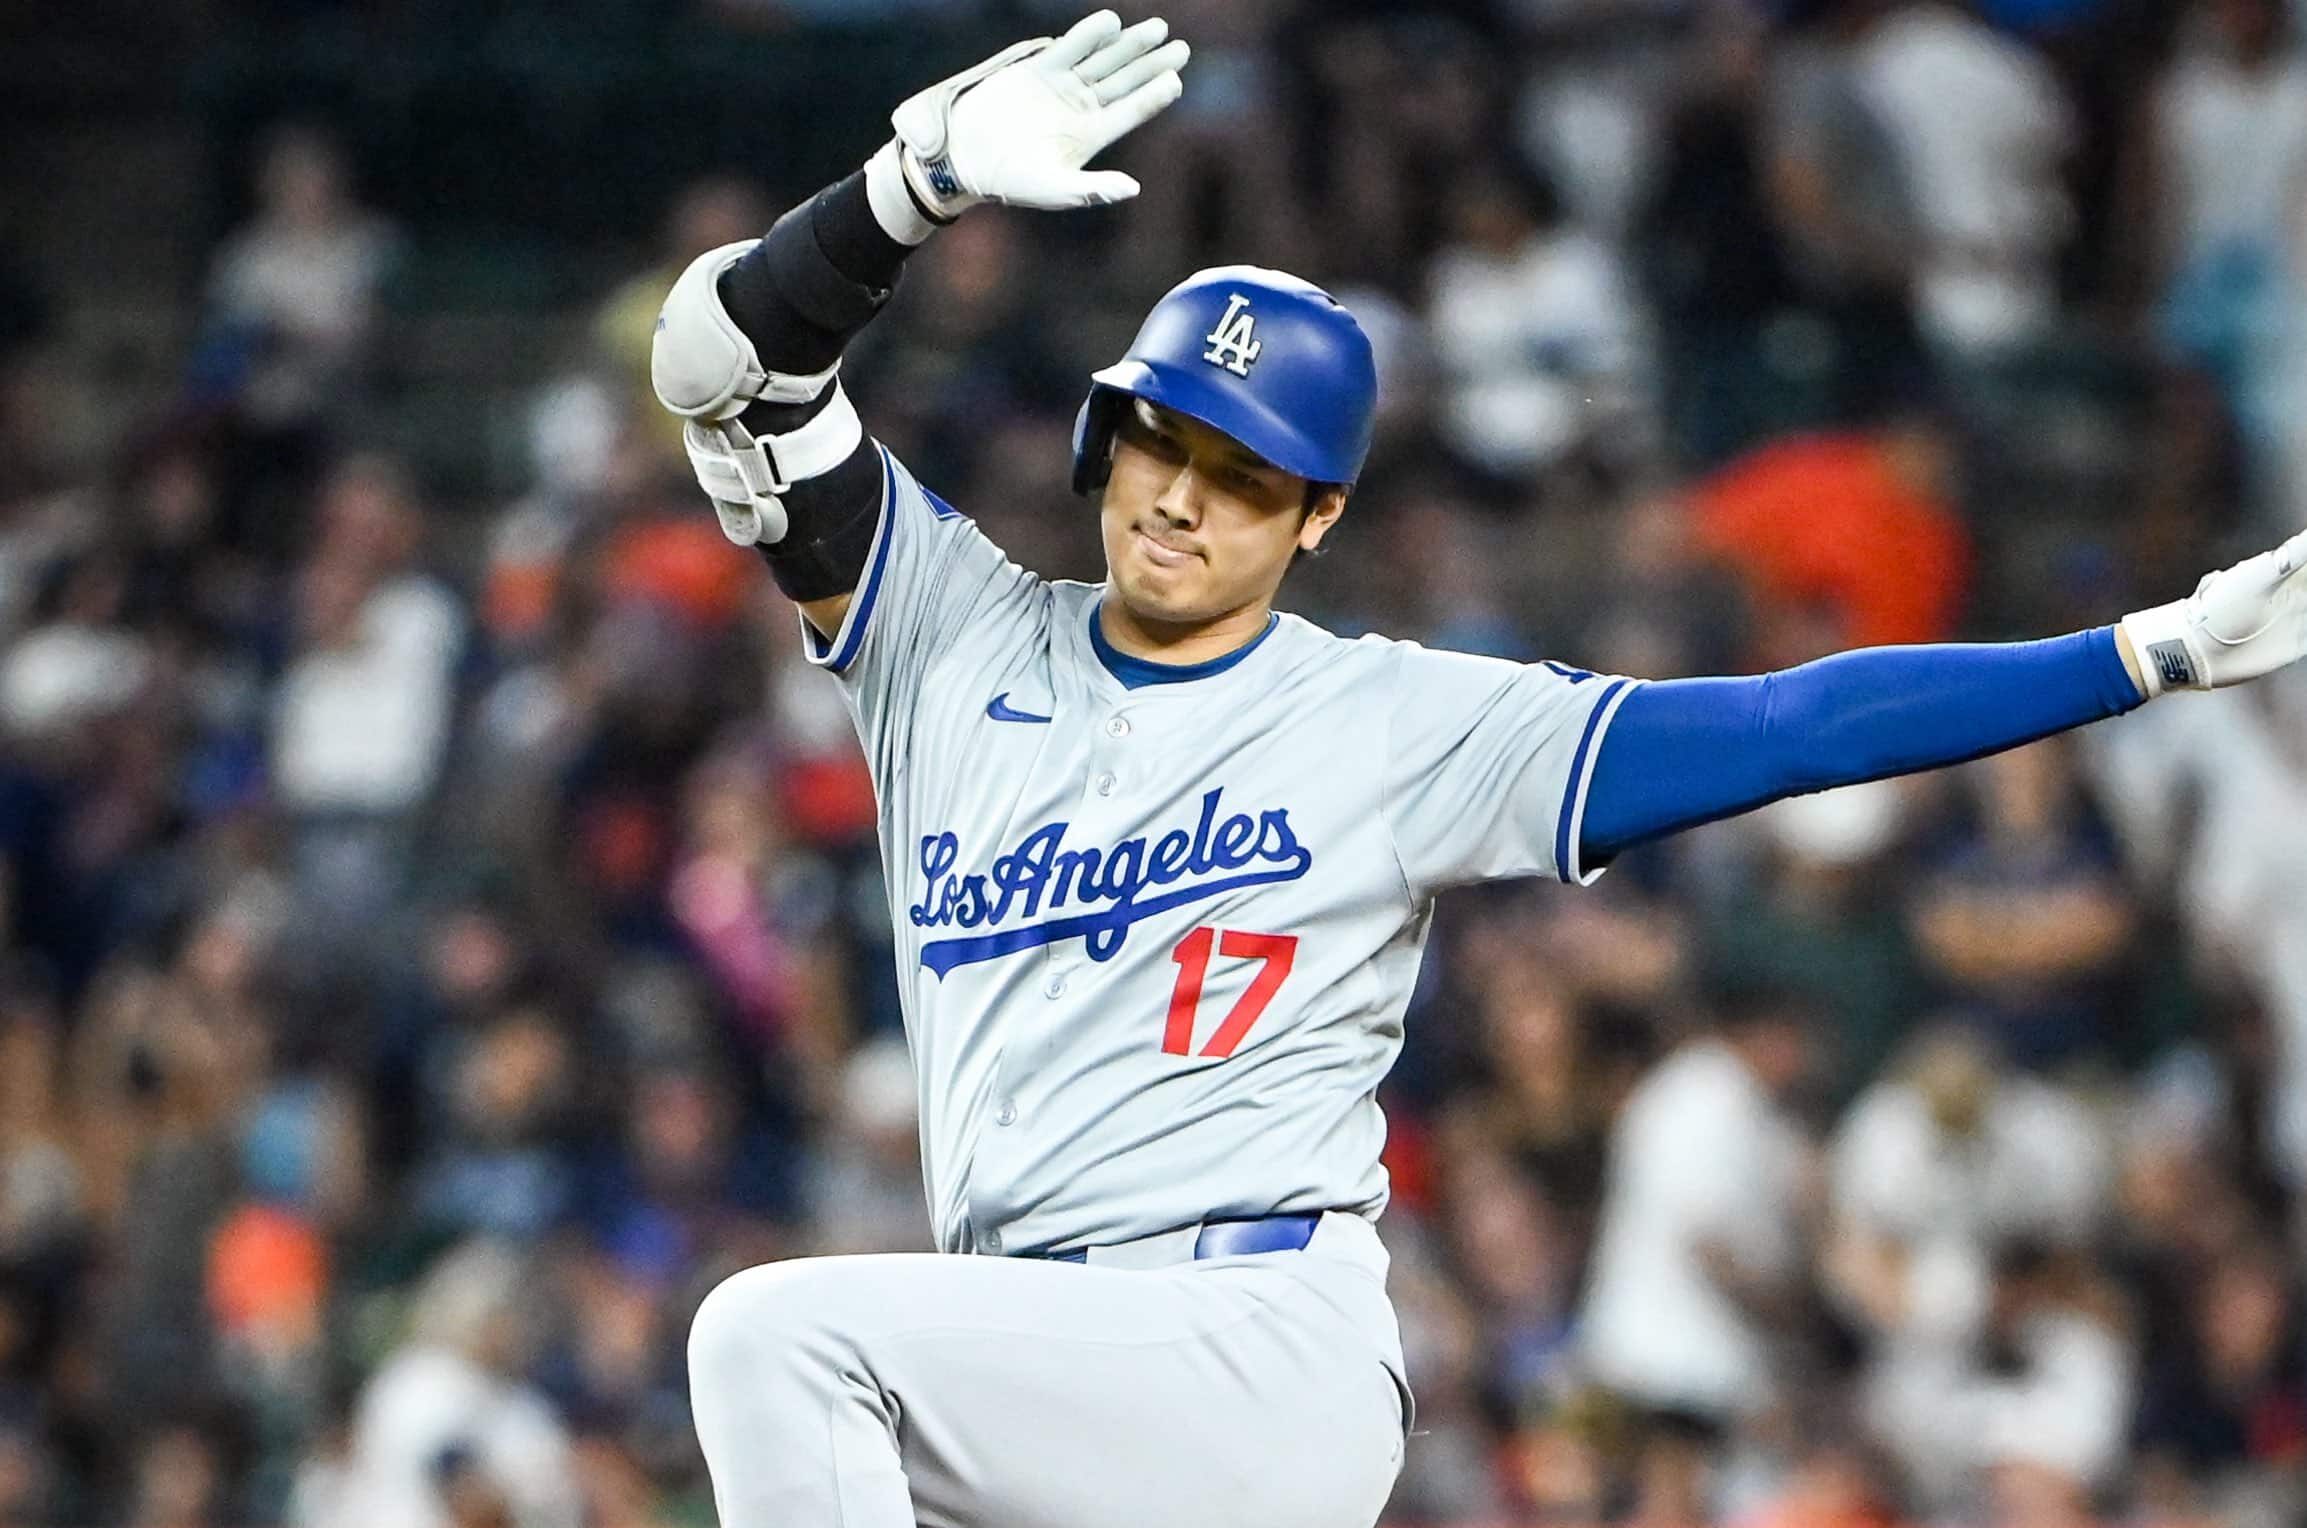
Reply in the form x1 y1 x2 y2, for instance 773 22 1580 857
2120 527 2307 696
877 11 1189 225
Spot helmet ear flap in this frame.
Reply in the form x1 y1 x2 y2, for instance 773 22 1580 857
1070 389 1125 496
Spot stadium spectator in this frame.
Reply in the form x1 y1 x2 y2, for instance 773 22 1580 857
1427 161 1650 488
2130 1237 2307 1502
2133 0 2307 526
411 1005 580 1243
1703 783 1926 1105
1848 0 2077 355
1579 985 1819 1437
1762 0 1936 432
1907 742 2137 1073
269 454 464 958
325 1242 581 1528
1829 1026 2111 1262
1684 419 1971 659
199 124 400 433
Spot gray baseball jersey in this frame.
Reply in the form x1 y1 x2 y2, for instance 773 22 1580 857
806 447 1636 1258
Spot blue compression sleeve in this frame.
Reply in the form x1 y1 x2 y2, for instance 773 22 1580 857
1581 627 2146 862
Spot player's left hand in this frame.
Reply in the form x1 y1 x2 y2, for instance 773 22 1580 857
2120 527 2307 696
890 10 1190 220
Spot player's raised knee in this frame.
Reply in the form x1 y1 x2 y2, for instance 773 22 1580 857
687 1258 862 1384
690 1262 805 1374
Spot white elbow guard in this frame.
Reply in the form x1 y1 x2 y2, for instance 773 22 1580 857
654 239 868 547
650 240 838 421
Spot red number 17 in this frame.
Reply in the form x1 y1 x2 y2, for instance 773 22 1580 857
1162 927 1298 1058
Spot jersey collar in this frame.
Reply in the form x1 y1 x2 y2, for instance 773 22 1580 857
1088 599 1280 690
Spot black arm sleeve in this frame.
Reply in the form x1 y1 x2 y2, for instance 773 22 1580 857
719 170 910 381
714 171 920 601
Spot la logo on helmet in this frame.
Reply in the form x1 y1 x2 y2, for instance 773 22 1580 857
1202 294 1263 377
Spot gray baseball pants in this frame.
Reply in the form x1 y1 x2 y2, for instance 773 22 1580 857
686 1210 1410 1527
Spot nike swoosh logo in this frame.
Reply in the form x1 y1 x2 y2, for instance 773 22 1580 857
986 693 1053 724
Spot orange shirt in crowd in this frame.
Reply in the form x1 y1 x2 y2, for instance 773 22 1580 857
209 1202 329 1341
601 516 761 631
1688 430 1972 653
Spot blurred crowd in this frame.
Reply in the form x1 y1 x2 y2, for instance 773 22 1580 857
6 0 2307 1525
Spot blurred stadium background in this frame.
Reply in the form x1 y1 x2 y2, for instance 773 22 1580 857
5 0 2307 1524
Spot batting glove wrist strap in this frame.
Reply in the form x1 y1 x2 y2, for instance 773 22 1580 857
2119 527 2307 696
683 384 865 548
865 140 944 246
883 10 1187 220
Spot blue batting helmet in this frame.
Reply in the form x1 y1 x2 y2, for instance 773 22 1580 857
1071 265 1378 495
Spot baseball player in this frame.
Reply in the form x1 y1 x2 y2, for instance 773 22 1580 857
649 12 2307 1527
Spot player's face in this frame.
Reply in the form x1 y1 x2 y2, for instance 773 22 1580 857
1100 400 1345 628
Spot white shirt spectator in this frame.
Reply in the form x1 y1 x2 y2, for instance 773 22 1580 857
208 217 394 364
325 1345 580 1528
1580 1040 1808 1417
204 126 400 426
1428 230 1646 478
1978 1309 2136 1484
1867 1304 2135 1498
2156 45 2307 280
1854 2 2075 352
272 575 463 815
1831 1067 2109 1252
0 622 147 738
2153 23 2307 529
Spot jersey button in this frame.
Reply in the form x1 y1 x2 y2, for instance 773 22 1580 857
1104 716 1130 738
995 1100 1017 1127
1094 772 1117 796
1044 972 1067 999
982 1229 1003 1254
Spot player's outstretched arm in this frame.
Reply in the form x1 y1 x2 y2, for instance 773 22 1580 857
649 10 1188 638
1579 527 2307 863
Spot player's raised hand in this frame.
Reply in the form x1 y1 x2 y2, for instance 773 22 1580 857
2120 526 2307 695
888 10 1190 219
